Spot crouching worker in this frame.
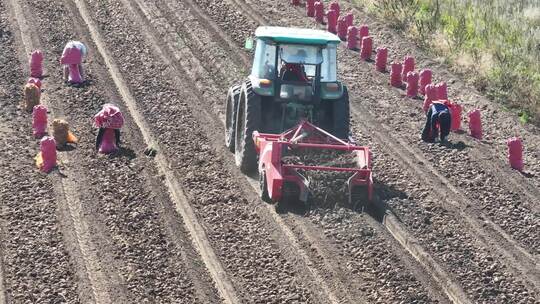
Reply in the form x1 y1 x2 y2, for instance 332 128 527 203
60 40 87 84
421 100 451 143
94 104 124 154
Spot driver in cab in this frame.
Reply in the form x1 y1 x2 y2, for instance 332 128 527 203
280 49 309 82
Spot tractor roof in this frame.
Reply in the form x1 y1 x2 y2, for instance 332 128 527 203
255 26 341 45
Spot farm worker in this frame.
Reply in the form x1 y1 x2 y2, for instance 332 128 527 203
280 63 309 82
60 40 88 84
421 100 452 143
280 49 309 82
94 104 124 154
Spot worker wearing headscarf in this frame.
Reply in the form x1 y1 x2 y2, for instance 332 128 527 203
421 100 452 143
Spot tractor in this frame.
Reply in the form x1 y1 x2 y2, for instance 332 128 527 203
225 26 372 210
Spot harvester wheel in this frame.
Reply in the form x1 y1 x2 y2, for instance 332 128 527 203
235 80 261 173
259 169 271 203
332 86 350 139
225 85 241 152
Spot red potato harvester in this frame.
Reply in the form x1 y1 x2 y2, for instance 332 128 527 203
225 27 373 210
254 120 373 210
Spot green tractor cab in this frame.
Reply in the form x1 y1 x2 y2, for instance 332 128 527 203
225 26 351 173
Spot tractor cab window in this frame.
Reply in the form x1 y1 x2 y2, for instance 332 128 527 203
321 44 337 82
279 45 321 82
252 39 277 79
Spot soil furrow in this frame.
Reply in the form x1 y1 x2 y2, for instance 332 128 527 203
10 0 219 302
333 0 540 190
69 0 238 302
122 0 455 302
77 0 334 302
176 2 534 302
0 240 4 304
264 0 540 249
240 0 539 255
0 1 81 302
240 2 540 292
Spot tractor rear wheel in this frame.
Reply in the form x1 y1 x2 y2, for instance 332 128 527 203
332 86 350 139
235 80 261 174
225 85 241 152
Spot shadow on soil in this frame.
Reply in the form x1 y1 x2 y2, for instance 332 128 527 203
109 146 137 160
440 140 469 150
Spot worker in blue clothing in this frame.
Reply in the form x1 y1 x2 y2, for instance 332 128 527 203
422 100 452 143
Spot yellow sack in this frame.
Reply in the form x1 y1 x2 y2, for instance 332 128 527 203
67 131 78 144
35 152 44 170
23 83 40 112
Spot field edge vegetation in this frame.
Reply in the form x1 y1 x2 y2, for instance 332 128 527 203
353 0 540 126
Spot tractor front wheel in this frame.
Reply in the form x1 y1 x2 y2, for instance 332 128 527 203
225 85 241 152
234 80 261 174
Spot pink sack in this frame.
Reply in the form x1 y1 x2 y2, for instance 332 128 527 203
94 104 124 129
344 13 354 28
99 128 119 154
358 25 369 40
291 0 300 5
39 136 57 173
346 26 358 49
390 62 402 87
306 0 315 17
436 82 448 100
406 71 419 97
32 104 48 138
507 137 524 171
468 109 482 139
448 101 462 131
402 56 415 81
60 46 82 65
314 2 324 23
418 69 432 95
423 84 436 112
329 1 340 16
326 10 338 33
29 50 43 78
337 17 348 41
375 47 387 72
360 36 372 60
67 64 83 84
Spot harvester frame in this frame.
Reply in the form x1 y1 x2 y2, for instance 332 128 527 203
225 26 373 209
255 120 373 210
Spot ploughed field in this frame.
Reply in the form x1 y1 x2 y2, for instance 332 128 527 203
0 0 538 303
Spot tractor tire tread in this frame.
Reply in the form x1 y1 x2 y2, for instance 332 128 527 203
235 79 261 174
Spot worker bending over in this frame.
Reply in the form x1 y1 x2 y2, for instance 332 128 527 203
61 40 87 84
422 100 451 143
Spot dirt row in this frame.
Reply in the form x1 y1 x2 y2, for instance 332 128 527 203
307 0 540 244
0 1 81 302
128 0 451 302
73 0 339 302
178 0 539 302
3 0 224 302
332 0 540 184
241 0 540 300
244 0 539 255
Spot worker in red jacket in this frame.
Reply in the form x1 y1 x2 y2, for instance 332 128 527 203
422 100 452 143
